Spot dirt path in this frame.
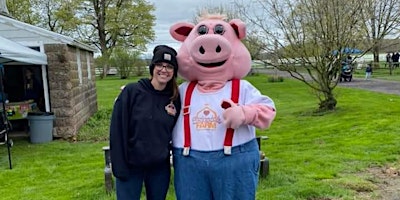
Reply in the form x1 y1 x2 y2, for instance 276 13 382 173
357 166 400 200
259 69 400 199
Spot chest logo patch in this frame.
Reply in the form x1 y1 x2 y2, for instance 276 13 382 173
193 104 220 130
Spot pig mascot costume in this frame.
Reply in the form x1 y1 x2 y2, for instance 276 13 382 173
170 13 276 200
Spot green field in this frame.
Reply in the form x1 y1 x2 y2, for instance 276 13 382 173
0 74 399 200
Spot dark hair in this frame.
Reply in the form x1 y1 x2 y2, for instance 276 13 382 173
167 77 179 101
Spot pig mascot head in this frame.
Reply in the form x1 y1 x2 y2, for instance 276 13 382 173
169 13 251 82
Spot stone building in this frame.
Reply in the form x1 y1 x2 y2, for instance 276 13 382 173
0 14 98 139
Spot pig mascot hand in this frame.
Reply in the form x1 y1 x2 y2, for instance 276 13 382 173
221 99 245 129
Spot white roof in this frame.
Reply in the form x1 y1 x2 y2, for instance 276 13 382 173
0 14 96 52
0 35 47 65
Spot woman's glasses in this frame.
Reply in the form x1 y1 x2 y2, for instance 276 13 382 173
155 63 174 72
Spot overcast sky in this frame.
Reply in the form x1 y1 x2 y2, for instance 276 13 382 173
144 0 233 57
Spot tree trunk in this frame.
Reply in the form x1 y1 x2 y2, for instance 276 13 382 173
0 0 9 15
319 96 337 111
373 46 380 68
318 86 337 111
102 65 109 78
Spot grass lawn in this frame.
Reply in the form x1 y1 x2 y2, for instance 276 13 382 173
0 74 399 199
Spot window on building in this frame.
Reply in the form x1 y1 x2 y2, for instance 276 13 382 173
86 52 92 80
76 48 82 85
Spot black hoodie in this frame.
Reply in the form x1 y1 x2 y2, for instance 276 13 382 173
110 78 181 179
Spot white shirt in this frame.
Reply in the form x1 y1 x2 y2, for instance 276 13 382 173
172 80 275 151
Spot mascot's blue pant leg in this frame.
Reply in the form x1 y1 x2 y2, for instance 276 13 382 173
173 139 260 200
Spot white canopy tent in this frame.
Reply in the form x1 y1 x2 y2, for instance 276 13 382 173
0 35 47 65
0 35 50 112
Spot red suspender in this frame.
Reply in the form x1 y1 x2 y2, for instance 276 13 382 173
183 81 197 155
183 79 240 156
223 79 240 155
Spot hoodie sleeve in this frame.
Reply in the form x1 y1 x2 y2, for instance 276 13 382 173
109 85 135 180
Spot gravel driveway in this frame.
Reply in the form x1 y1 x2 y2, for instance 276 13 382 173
338 78 400 95
258 68 400 96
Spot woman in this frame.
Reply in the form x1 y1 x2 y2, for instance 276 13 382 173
110 45 181 200
23 68 44 110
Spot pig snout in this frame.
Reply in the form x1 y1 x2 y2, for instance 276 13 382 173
189 35 232 68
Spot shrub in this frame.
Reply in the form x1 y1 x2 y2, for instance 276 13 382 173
267 76 284 82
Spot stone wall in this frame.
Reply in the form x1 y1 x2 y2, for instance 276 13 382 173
44 44 98 139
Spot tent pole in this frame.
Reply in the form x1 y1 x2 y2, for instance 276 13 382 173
0 64 12 169
39 43 50 112
41 65 50 112
7 136 12 169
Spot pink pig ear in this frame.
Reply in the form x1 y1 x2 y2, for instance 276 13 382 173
170 22 195 42
229 19 246 40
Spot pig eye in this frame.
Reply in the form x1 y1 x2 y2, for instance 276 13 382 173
197 25 208 35
214 24 225 35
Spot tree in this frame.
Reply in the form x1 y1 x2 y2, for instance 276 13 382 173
6 0 81 37
362 0 400 65
7 0 156 79
33 0 82 36
0 0 9 15
78 0 155 78
109 47 144 79
6 0 40 24
242 32 265 60
235 0 368 111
